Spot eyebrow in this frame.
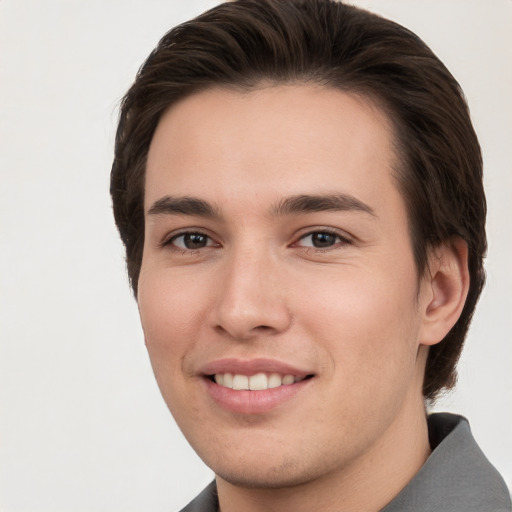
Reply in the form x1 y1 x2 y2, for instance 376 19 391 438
272 194 375 217
147 193 375 219
147 196 220 218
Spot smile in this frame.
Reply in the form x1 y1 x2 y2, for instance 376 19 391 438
212 372 307 390
200 358 315 414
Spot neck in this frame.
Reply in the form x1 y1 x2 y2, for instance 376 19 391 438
216 392 431 512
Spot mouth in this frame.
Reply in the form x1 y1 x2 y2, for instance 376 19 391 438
208 372 314 391
200 359 315 414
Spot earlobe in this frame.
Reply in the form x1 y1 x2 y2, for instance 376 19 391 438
420 238 470 347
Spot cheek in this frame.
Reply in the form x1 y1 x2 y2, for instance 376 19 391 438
137 268 207 388
298 266 422 384
138 265 205 340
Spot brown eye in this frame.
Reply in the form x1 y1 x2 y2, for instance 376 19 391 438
310 232 338 248
171 232 213 250
297 231 346 249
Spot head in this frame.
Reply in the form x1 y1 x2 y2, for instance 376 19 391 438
111 0 486 403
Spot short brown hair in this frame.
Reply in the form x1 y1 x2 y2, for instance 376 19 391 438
111 0 486 400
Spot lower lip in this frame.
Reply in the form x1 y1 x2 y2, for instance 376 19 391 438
204 377 312 414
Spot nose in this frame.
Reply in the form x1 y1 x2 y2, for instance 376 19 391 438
210 248 292 341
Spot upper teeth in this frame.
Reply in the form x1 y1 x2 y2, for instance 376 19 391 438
214 372 300 390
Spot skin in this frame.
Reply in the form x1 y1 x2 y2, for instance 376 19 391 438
138 85 468 512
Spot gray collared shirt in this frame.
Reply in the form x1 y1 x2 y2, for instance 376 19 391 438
180 413 511 511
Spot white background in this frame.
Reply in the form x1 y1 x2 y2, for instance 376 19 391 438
1 1 510 510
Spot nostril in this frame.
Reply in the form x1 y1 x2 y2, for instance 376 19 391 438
211 295 292 339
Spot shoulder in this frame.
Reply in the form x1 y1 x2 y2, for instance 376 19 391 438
382 413 511 512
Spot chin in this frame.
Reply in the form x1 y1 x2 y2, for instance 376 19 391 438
216 468 312 490
207 451 328 490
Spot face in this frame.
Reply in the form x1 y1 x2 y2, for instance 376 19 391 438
139 85 433 489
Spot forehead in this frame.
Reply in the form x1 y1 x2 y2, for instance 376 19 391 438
145 85 401 216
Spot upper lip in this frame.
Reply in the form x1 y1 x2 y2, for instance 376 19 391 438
199 358 313 378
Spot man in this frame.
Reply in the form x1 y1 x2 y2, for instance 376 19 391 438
110 0 511 510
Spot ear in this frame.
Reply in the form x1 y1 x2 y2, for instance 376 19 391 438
419 238 470 347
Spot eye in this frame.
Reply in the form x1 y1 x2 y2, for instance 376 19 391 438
296 231 349 249
169 232 216 250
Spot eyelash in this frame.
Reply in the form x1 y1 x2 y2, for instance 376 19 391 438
163 231 218 252
294 229 352 251
162 229 352 253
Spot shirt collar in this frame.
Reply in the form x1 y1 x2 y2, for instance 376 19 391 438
381 413 511 511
